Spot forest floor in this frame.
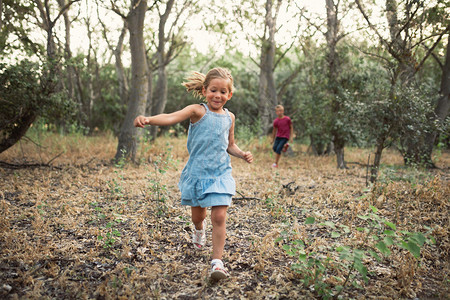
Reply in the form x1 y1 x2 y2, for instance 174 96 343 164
0 132 449 299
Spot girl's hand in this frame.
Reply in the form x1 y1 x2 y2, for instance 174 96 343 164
134 115 149 128
242 151 253 163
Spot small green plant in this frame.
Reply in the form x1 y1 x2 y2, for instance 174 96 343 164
145 144 175 216
279 206 435 299
378 165 433 185
107 149 127 200
98 218 123 249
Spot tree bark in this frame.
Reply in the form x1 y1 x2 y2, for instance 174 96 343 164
58 0 75 100
149 0 174 139
420 33 450 166
0 0 3 31
325 0 346 169
370 135 386 183
115 21 129 107
258 0 279 136
115 0 148 163
0 111 37 153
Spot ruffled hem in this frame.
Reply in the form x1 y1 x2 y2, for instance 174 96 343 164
181 193 232 207
178 175 236 200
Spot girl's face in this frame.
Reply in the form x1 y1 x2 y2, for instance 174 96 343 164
202 78 233 113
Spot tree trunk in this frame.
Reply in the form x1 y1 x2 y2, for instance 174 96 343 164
0 0 3 31
418 34 450 167
325 0 346 169
0 111 37 153
148 0 174 139
258 0 279 136
145 61 153 115
58 0 75 101
150 64 168 139
115 0 148 163
310 135 325 156
115 21 129 107
370 135 386 183
386 0 424 166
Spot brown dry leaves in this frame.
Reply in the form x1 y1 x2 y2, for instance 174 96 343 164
0 134 449 299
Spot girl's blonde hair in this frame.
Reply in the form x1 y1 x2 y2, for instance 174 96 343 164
182 67 234 100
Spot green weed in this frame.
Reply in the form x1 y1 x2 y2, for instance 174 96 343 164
279 205 435 299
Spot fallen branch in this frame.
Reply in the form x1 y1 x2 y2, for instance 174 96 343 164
47 151 64 165
0 161 62 170
234 190 262 201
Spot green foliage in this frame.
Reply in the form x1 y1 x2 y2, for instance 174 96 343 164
1 61 51 120
279 205 435 299
0 60 74 151
91 63 127 134
0 1 43 57
377 165 434 185
145 143 176 217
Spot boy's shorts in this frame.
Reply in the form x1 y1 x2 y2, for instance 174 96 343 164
273 137 289 154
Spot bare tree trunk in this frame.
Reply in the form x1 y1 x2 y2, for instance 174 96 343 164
149 0 174 139
258 0 280 136
115 0 148 163
325 0 346 169
115 21 129 107
420 34 450 167
0 0 3 31
310 135 326 156
150 65 167 138
145 61 153 115
58 0 75 101
0 111 37 153
370 135 386 183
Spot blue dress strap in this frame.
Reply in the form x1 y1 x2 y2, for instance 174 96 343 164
201 103 209 112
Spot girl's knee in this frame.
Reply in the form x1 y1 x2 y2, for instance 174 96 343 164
191 207 206 223
211 214 226 226
211 207 227 226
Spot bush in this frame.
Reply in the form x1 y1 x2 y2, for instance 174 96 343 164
0 60 70 152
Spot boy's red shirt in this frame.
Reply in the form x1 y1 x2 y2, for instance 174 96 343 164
273 116 291 139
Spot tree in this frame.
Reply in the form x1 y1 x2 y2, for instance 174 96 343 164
356 0 449 168
325 0 347 168
257 0 281 136
147 0 191 139
0 61 62 153
233 0 302 136
0 0 80 152
421 29 450 166
113 0 149 162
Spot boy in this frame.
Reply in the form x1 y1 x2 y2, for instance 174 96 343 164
271 105 293 168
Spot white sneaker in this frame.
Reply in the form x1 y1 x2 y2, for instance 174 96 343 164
210 259 229 280
192 220 206 249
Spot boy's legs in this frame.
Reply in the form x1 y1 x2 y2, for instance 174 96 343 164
272 137 288 166
210 205 228 260
275 153 281 165
191 206 207 230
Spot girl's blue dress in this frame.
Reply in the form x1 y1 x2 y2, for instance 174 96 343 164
178 103 235 207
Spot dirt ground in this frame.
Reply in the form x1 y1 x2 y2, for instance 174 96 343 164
0 134 449 299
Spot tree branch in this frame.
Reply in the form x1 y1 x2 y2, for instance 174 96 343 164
355 0 395 58
415 27 449 74
52 0 81 25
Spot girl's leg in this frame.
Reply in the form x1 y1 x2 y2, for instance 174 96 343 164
210 205 228 260
191 206 207 230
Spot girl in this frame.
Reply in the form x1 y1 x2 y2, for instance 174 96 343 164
134 67 253 280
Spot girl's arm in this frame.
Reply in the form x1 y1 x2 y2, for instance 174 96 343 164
227 112 253 163
134 104 204 128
